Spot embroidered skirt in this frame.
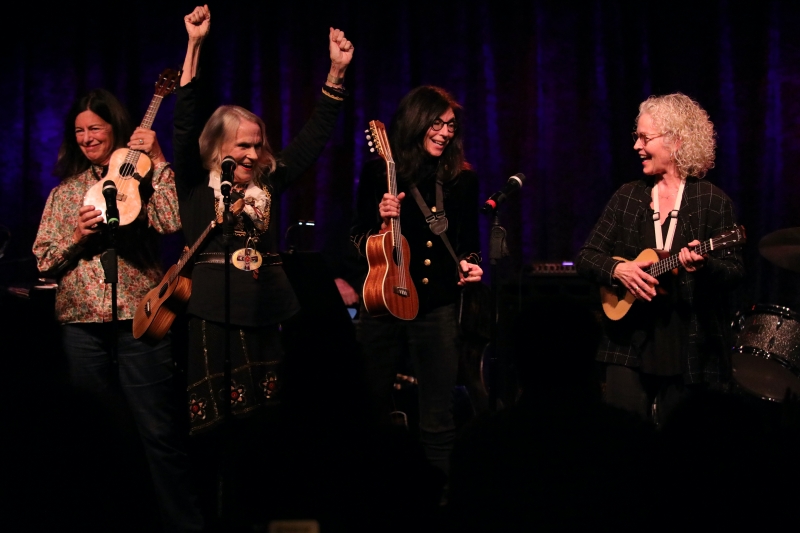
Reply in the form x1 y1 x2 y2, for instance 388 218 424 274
186 317 283 435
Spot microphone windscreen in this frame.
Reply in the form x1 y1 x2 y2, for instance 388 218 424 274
221 156 237 173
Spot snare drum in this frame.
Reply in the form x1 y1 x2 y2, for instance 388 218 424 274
732 304 800 401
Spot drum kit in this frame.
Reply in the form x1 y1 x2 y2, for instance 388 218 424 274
732 227 800 402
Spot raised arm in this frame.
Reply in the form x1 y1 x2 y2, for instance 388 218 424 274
174 5 212 196
325 27 354 90
273 27 354 190
181 4 211 87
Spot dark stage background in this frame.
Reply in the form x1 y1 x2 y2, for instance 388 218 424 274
2 0 800 307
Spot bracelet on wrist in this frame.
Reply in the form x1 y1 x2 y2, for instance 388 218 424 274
326 73 345 85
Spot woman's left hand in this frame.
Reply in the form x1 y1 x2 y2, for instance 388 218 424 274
679 240 706 272
127 128 165 164
329 27 354 73
458 260 483 286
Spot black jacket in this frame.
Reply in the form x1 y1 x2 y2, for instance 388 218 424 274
173 78 346 326
351 158 481 315
576 177 744 383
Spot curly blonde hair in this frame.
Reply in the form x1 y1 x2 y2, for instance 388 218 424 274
637 93 716 179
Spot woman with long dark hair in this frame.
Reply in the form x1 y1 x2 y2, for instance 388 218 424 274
351 85 483 479
33 88 203 530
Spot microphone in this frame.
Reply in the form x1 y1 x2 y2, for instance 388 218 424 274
102 180 120 229
480 173 525 215
220 156 236 199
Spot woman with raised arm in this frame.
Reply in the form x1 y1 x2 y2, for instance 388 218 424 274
174 5 353 435
32 89 203 530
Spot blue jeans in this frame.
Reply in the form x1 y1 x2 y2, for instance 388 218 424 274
62 321 203 532
357 303 460 474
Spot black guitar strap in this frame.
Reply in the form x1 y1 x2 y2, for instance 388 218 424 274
408 181 462 275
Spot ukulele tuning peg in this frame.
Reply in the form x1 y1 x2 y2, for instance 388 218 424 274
368 141 374 147
364 129 369 133
370 148 375 153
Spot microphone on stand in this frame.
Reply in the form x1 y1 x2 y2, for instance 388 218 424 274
220 156 236 200
220 156 236 239
480 173 525 215
102 180 120 229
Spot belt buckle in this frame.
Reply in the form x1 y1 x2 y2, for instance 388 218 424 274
232 248 263 271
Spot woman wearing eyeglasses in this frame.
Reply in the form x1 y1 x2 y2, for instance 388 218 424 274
350 86 483 482
576 93 744 424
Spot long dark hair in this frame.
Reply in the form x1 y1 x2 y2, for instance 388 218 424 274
389 86 470 184
54 89 132 179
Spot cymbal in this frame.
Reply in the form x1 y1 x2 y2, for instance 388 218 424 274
759 227 800 272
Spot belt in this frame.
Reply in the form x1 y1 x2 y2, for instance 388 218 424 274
195 252 283 266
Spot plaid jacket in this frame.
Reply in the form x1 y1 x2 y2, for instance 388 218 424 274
576 177 744 383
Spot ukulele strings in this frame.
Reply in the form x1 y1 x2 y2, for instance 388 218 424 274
647 234 729 277
118 94 164 201
387 160 407 291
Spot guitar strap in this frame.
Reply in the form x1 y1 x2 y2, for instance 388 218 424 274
651 178 685 252
408 181 463 278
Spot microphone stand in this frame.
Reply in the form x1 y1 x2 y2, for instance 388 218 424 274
100 223 119 369
486 212 509 412
218 186 233 526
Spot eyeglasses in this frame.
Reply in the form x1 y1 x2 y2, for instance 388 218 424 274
632 132 663 145
431 118 457 132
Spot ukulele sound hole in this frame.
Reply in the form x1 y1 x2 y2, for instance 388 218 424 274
119 162 136 177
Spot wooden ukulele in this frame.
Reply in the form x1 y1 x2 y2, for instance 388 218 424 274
83 69 179 226
132 220 215 341
600 225 746 321
362 120 419 320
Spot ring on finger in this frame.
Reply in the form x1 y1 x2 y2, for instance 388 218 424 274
139 138 144 145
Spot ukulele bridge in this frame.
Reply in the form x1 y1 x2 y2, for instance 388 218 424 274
393 287 409 297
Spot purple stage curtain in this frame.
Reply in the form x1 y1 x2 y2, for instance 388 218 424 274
2 1 800 305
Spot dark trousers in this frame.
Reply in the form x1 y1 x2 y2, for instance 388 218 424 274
603 363 701 425
62 321 203 532
357 303 460 474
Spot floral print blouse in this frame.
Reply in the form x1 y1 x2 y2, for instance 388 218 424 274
33 162 181 324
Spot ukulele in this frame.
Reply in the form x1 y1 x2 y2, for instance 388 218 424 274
83 69 179 226
361 120 419 320
132 221 214 341
600 225 746 321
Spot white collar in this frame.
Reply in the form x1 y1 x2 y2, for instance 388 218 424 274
207 170 270 228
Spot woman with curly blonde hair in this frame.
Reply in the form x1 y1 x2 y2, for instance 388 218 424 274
576 93 744 424
637 93 716 179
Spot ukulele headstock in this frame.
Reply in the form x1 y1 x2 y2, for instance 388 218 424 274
154 69 180 97
365 120 394 164
714 225 747 250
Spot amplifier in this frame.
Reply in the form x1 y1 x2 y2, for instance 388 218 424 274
503 261 597 307
524 261 578 276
